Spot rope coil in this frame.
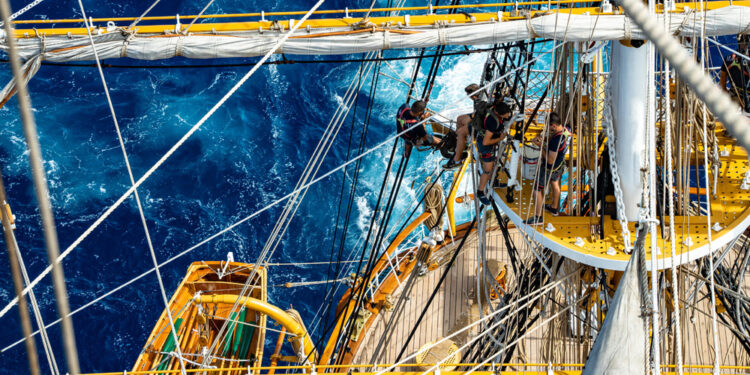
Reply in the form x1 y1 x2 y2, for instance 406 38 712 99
423 179 445 229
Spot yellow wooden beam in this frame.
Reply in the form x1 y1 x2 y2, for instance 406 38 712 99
12 0 595 24
10 1 749 38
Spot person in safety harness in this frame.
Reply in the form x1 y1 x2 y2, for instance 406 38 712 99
525 112 571 226
719 35 750 110
475 100 513 206
396 100 438 158
442 83 487 170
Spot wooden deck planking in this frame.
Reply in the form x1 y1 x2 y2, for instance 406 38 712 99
349 223 750 371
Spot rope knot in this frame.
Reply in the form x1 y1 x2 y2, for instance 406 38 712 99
526 16 539 39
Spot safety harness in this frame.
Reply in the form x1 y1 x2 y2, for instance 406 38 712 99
396 106 419 144
476 109 503 171
544 128 572 172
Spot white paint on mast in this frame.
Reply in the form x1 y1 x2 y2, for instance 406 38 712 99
610 42 652 221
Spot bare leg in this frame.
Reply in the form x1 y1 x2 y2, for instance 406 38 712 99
453 115 471 162
550 180 561 210
534 190 544 217
478 160 494 193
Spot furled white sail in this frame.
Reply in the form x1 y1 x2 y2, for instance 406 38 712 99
3 6 750 62
581 250 647 375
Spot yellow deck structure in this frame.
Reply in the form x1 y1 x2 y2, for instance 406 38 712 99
489 120 750 270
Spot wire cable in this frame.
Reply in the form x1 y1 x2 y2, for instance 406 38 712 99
78 0 188 373
0 0 325 323
394 216 476 362
0 0 80 372
0 45 559 346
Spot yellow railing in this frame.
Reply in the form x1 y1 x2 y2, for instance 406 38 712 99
447 149 472 237
194 294 316 363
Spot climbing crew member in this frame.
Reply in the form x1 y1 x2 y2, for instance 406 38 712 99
475 100 513 206
719 35 750 110
396 100 439 158
443 83 487 170
525 112 571 226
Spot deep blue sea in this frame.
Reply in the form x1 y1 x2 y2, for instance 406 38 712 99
0 1 492 373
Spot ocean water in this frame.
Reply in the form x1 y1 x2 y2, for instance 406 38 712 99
0 1 491 373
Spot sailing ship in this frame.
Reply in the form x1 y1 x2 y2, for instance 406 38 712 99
2 1 750 374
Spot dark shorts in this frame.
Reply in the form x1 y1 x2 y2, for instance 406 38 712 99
414 137 433 147
401 125 428 145
534 165 564 191
476 140 496 163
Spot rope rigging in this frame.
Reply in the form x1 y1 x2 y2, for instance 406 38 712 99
321 1 435 365
1 54 525 350
318 51 371 344
313 51 383 351
330 4 461 360
324 61 404 357
310 57 387 358
79 0 190 372
9 7 750 369
394 216 477 362
331 145 411 364
203 23 374 368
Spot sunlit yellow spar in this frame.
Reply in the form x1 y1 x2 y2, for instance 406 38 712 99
8 1 746 38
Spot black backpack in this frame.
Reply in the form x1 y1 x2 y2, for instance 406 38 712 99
438 131 457 159
470 100 492 133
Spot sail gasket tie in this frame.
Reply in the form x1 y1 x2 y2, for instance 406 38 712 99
120 32 136 58
438 27 446 45
624 16 632 41
383 29 391 50
34 29 46 56
526 16 538 39
175 35 184 57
